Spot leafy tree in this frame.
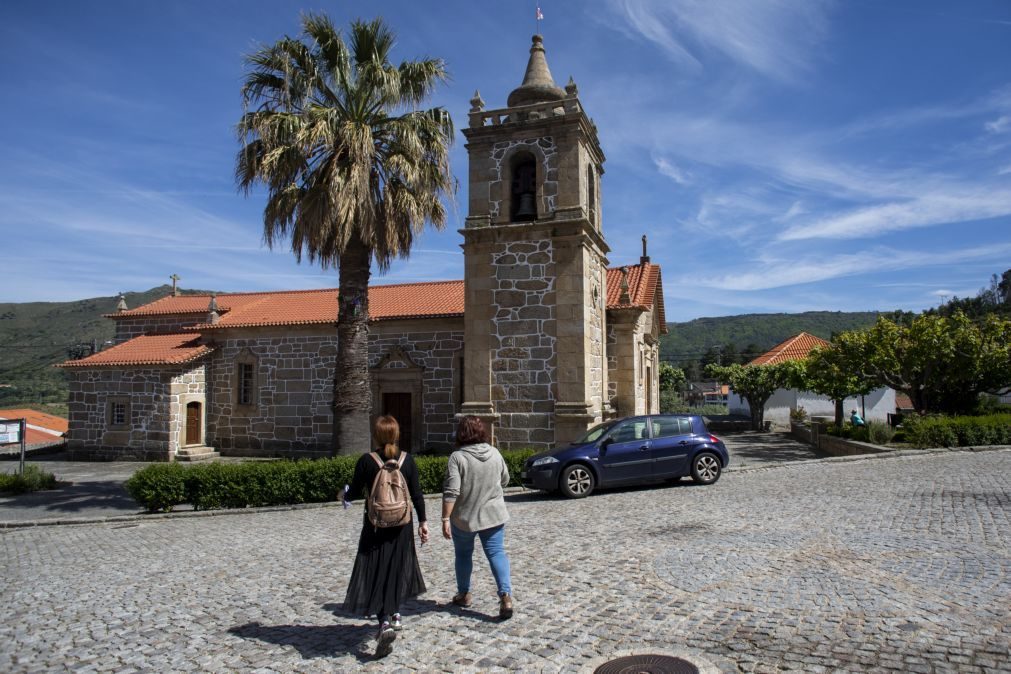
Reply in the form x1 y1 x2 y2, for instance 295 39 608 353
835 312 1011 415
700 347 722 369
721 343 739 366
705 362 798 430
658 362 686 393
799 345 875 428
237 15 454 454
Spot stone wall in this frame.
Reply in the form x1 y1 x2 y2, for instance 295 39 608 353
208 323 464 456
66 367 185 461
488 239 557 447
208 333 338 457
113 314 206 343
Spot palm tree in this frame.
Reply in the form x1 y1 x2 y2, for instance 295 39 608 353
236 14 454 454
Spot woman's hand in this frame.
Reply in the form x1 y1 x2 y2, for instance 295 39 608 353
442 519 452 540
418 521 430 545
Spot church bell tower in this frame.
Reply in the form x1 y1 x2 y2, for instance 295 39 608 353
460 34 609 449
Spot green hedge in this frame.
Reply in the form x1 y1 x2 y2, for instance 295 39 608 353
0 465 57 494
903 414 1011 449
125 448 539 513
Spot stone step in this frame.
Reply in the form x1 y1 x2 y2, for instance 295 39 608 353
176 446 220 462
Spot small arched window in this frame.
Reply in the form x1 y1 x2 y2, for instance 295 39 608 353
510 152 537 222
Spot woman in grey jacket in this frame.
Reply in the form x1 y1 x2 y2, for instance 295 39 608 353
441 415 514 619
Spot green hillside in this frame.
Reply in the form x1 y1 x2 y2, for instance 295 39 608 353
660 311 881 363
0 285 216 409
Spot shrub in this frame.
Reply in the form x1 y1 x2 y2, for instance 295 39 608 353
865 420 895 445
124 463 189 512
0 465 57 494
903 414 1011 448
126 449 539 512
790 406 808 423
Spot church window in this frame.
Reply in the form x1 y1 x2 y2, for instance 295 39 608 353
238 363 254 405
234 349 259 410
107 397 130 429
510 153 537 222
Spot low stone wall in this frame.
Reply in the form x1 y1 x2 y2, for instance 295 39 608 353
792 421 889 457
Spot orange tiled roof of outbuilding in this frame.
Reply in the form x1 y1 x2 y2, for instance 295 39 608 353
56 333 213 368
0 409 69 434
748 332 831 365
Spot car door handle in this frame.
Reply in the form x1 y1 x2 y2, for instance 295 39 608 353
639 444 649 451
679 440 689 446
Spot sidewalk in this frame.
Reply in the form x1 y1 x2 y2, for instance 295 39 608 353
0 431 864 527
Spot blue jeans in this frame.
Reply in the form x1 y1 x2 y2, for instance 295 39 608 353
451 523 512 596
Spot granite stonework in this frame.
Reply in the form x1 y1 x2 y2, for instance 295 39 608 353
113 314 206 343
66 366 206 461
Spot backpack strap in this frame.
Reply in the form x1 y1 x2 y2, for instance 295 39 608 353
370 452 384 469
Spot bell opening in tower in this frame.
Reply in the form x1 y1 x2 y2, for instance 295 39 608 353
510 153 538 222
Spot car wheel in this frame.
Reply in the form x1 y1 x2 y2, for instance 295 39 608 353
691 452 722 485
559 464 595 498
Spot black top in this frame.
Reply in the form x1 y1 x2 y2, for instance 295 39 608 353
346 450 427 523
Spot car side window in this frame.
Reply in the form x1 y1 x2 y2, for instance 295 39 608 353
652 417 694 438
652 419 681 439
608 420 648 443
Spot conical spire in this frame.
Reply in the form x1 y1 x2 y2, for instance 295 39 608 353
507 35 566 107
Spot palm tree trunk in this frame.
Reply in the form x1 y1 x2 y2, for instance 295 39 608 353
332 236 373 455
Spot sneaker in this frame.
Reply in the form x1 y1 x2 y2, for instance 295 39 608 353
391 613 403 631
375 621 396 657
498 593 513 620
451 591 472 608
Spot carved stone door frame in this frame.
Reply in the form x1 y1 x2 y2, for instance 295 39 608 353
370 346 425 453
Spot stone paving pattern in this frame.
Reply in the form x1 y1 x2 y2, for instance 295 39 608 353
2 449 1009 672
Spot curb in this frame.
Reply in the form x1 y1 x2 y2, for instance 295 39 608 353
2 447 1008 529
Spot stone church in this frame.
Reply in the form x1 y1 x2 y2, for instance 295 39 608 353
59 36 667 461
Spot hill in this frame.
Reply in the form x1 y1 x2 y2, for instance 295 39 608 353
660 311 881 363
0 286 217 408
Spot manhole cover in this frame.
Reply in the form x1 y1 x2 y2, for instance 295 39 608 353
594 654 700 674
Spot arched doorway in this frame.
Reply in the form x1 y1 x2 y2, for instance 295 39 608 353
185 401 202 446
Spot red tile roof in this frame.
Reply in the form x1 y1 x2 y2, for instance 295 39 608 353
0 409 69 435
606 263 666 332
56 333 213 369
748 332 831 365
107 263 666 331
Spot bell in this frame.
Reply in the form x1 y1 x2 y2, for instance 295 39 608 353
514 192 537 219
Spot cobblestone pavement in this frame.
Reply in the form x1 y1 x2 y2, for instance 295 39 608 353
2 449 1009 673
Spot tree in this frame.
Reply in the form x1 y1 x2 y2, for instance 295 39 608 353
705 362 797 430
237 15 454 454
835 312 1011 415
658 362 686 393
800 345 875 427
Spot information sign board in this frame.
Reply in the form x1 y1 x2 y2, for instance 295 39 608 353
0 421 21 444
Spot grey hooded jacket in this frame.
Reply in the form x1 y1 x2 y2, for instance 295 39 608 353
443 442 510 532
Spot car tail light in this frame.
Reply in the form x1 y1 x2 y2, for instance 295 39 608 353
710 434 721 444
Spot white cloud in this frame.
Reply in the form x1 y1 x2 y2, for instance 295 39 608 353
985 115 1011 134
606 0 833 81
692 242 1011 291
779 190 1011 241
652 155 691 185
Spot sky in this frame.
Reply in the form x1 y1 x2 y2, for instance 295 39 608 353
1 0 1010 322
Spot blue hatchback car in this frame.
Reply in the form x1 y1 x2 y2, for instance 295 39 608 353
521 414 730 498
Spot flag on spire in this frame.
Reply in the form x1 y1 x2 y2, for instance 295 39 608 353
536 6 544 20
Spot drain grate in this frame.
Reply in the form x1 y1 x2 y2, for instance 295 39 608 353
594 654 700 674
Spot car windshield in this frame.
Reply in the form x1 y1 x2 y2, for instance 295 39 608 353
575 422 615 444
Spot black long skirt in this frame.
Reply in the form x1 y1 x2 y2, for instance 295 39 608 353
343 513 426 617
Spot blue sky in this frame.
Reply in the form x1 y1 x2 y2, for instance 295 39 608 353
2 1 1009 322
